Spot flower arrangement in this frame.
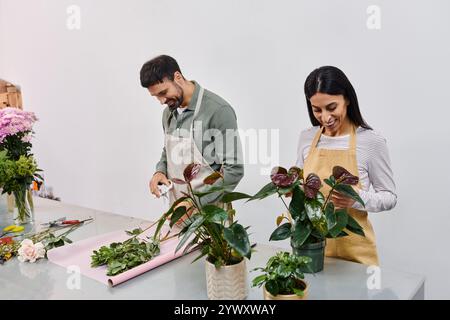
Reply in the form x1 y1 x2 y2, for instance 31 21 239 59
0 107 42 224
0 219 92 265
0 107 37 160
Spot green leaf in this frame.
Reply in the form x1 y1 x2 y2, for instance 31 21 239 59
293 287 305 297
269 223 292 241
182 234 201 255
336 230 349 237
175 214 205 253
221 192 252 203
223 223 251 259
62 236 72 244
202 205 228 223
252 274 267 287
316 191 325 205
191 248 209 264
334 184 365 207
126 228 143 236
346 215 365 237
291 223 311 248
289 185 305 220
249 182 277 201
328 209 348 238
324 178 335 188
325 202 337 229
169 205 187 227
305 200 328 237
265 280 279 296
278 180 301 195
153 197 188 238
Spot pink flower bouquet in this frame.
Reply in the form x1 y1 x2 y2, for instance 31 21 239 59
0 107 37 161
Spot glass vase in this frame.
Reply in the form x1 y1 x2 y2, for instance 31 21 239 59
0 191 13 227
12 188 34 225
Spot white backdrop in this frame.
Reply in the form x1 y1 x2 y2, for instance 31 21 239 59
1 0 450 298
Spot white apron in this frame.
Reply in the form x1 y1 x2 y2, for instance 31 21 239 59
165 86 216 206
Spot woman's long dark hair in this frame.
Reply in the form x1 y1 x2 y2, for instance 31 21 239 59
304 66 372 130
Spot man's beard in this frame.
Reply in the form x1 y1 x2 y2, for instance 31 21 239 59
167 84 184 112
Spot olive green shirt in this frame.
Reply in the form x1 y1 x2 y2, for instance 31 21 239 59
156 81 244 203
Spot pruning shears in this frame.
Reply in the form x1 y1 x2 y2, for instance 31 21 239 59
41 217 93 228
41 217 67 228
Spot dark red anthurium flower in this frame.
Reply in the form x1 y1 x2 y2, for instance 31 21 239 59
332 166 359 185
270 166 299 188
183 163 202 182
304 173 322 199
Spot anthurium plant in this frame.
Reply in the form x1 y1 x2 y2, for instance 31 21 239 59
249 166 366 247
153 163 253 268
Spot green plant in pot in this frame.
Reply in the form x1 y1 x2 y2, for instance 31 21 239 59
249 165 365 273
153 163 253 300
252 251 311 300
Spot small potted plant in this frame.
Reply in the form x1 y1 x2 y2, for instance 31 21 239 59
252 251 312 300
249 165 365 273
154 163 253 300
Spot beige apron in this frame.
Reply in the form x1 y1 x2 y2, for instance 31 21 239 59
165 86 216 206
303 125 379 266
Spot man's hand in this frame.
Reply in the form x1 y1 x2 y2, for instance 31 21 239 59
150 172 170 198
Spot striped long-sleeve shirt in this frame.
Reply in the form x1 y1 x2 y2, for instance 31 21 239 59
296 126 397 213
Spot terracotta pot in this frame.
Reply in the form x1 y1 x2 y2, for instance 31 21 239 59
263 279 309 300
205 258 248 300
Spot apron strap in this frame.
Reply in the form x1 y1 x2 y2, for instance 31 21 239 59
190 87 205 134
309 126 324 153
190 87 205 160
349 125 357 156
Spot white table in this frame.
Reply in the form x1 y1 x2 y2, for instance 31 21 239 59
0 198 425 300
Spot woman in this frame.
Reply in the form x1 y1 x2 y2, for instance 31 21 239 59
296 66 397 266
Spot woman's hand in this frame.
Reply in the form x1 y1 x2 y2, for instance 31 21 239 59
331 191 356 209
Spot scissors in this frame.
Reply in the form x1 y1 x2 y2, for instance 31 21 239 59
40 217 67 227
41 217 93 228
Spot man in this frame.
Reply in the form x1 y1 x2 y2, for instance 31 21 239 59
140 55 244 212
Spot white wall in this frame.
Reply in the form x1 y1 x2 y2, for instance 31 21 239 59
1 0 449 299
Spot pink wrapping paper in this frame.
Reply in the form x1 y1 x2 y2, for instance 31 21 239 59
46 223 191 286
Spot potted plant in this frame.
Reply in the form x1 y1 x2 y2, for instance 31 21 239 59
153 163 253 300
249 165 365 273
252 251 312 300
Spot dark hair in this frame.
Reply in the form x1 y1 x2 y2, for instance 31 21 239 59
140 55 182 88
304 66 372 130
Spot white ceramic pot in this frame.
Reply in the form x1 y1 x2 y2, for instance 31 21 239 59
205 258 248 300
